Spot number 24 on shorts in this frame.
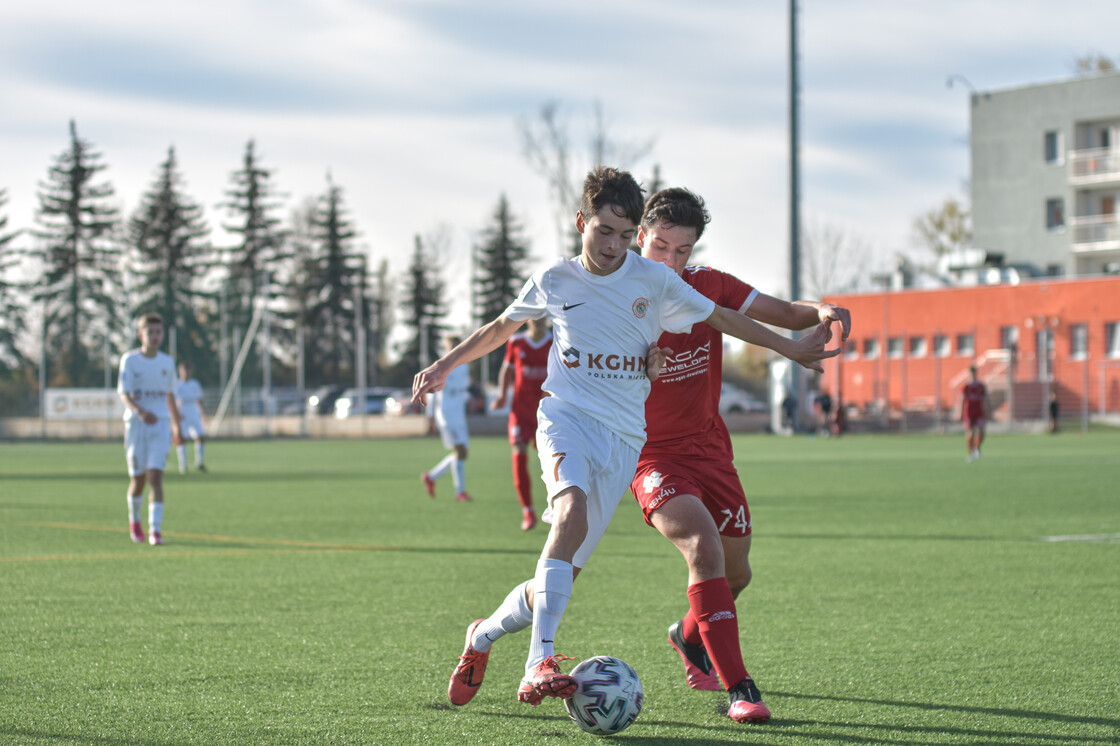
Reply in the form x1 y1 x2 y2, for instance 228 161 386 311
718 506 749 534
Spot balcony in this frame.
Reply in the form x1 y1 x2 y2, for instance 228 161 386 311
1070 213 1120 251
1068 147 1120 185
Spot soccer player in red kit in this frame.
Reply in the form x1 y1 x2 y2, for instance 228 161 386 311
960 365 990 461
633 188 851 723
491 317 553 530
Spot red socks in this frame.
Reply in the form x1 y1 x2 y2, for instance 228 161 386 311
512 451 532 509
684 578 748 691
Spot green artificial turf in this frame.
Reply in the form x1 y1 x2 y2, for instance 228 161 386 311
1 430 1117 745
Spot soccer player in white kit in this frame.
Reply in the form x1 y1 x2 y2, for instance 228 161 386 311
174 361 207 474
117 313 182 545
412 167 840 710
421 335 473 501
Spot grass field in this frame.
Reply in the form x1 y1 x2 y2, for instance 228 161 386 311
1 430 1118 745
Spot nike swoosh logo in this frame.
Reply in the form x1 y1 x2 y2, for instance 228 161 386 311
561 302 586 311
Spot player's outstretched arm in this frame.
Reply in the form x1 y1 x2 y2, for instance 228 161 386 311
746 294 852 341
706 305 840 373
412 315 525 405
491 358 513 410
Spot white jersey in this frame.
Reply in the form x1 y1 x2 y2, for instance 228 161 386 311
175 378 204 420
435 365 470 421
117 349 177 422
504 253 716 451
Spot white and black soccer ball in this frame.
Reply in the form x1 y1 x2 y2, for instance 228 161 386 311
563 655 643 736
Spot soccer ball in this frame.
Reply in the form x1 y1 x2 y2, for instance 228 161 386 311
563 655 643 736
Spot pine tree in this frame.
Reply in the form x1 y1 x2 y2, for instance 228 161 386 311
218 140 287 388
369 258 393 387
0 189 25 369
28 120 124 386
127 146 215 381
392 235 447 385
304 174 364 384
473 194 532 382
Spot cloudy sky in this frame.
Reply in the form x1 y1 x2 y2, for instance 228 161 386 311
3 0 1119 326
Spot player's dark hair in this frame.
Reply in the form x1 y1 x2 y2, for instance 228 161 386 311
580 166 644 225
641 187 711 240
139 312 163 330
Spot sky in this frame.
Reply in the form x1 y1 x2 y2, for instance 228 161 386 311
3 0 1120 331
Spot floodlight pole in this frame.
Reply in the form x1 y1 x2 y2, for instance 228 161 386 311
788 0 805 431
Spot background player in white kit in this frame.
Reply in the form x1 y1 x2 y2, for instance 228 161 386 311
421 334 473 502
174 362 207 473
117 313 182 546
413 166 840 711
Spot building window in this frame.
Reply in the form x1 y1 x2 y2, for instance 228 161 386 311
908 336 927 358
862 338 879 359
1046 198 1065 230
887 336 904 358
1044 130 1063 164
844 340 858 360
1000 325 1019 351
933 334 951 358
1107 321 1120 359
1070 323 1088 360
957 333 975 357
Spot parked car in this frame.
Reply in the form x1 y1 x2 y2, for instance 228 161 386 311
333 387 398 418
719 382 769 414
384 389 423 416
307 385 347 416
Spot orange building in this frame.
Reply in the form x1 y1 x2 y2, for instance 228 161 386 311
821 276 1120 424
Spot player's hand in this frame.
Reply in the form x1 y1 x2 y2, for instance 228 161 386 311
412 361 448 405
172 431 184 446
490 393 507 410
818 304 852 341
140 409 158 425
789 320 841 373
645 344 673 382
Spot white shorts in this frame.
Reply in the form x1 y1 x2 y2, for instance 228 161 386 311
535 396 640 569
124 418 172 476
180 411 205 440
436 412 469 449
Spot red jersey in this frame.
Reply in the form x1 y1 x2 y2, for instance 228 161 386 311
503 330 553 411
962 380 987 420
643 266 756 447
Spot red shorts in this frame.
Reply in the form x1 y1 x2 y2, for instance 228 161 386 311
630 429 751 537
965 413 986 428
508 404 539 447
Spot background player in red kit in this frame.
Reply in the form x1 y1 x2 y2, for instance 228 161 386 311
491 317 553 530
634 188 851 723
960 365 991 461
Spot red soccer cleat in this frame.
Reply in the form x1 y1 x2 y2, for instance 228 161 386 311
129 521 145 544
448 619 489 706
517 655 576 706
668 620 721 690
727 677 771 723
456 492 472 502
421 473 436 498
148 531 163 546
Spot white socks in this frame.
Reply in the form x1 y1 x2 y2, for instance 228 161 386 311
149 502 163 534
452 458 466 494
128 494 142 522
196 443 205 467
429 453 456 481
527 558 573 670
471 580 534 653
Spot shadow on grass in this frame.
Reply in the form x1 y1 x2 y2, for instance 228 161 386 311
0 728 177 746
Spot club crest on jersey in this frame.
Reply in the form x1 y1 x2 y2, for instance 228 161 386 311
632 297 649 318
561 347 581 369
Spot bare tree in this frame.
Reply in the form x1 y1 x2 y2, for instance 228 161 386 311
802 218 873 298
913 196 971 259
1073 52 1117 74
518 100 655 256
